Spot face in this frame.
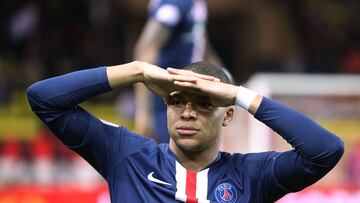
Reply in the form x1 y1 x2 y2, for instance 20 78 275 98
166 91 234 153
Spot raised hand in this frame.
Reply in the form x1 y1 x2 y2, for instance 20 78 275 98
138 62 195 97
166 68 239 107
139 62 220 98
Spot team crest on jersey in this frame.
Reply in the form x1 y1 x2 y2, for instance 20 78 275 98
215 183 238 203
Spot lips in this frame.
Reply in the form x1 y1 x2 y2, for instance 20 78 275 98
176 126 200 135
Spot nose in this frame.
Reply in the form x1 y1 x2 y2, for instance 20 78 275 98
180 103 197 120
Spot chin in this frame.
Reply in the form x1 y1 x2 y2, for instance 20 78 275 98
176 139 203 152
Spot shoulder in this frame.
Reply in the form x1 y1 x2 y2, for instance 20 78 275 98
150 0 192 11
228 151 281 172
97 119 154 147
223 151 280 162
149 0 193 24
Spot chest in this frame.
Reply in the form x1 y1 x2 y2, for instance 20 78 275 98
106 155 261 203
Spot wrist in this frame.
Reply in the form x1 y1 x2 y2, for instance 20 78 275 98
235 86 258 111
132 61 146 83
106 61 145 89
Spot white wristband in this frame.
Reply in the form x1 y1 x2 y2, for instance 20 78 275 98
235 86 258 110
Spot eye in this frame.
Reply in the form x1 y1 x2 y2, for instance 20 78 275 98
197 100 214 110
167 96 186 107
174 98 182 105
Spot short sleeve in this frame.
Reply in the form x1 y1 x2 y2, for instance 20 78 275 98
154 5 181 26
149 0 192 27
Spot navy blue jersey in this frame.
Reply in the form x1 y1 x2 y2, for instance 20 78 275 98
149 0 208 143
149 0 207 68
27 67 344 203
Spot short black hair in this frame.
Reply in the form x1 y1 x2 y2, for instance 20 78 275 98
184 61 234 84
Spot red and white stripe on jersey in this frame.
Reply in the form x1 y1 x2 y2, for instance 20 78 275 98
175 161 210 203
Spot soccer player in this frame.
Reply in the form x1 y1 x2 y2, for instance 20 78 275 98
27 61 344 202
134 0 223 143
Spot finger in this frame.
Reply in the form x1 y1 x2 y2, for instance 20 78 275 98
168 68 217 80
193 73 220 81
169 75 197 83
173 82 202 94
167 68 220 82
173 81 201 90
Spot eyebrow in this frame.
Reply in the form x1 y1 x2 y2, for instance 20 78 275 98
169 91 210 101
169 91 182 97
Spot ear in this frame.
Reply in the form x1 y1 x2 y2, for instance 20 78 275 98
222 106 234 127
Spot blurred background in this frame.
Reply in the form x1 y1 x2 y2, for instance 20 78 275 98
0 0 359 202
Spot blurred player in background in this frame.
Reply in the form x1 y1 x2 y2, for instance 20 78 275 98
134 0 223 143
27 60 343 202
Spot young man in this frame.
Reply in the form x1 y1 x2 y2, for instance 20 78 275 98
134 0 223 143
27 61 343 202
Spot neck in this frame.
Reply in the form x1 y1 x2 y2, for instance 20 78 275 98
169 140 220 172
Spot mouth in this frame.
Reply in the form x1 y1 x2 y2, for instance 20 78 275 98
176 126 200 136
